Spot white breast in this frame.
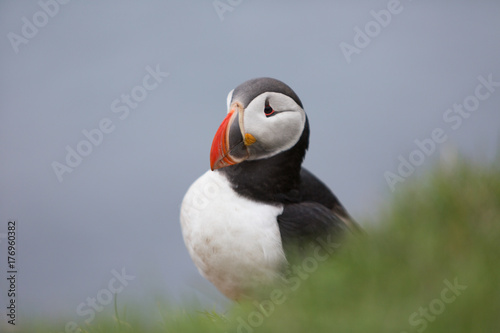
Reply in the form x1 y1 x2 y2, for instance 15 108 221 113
180 170 286 300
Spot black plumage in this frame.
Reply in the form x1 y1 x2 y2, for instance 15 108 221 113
218 114 357 259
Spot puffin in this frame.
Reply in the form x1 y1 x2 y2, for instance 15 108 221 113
180 77 358 300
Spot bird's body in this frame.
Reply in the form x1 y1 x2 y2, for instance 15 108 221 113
181 170 285 299
180 77 357 300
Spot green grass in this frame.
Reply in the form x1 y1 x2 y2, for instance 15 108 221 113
21 159 500 333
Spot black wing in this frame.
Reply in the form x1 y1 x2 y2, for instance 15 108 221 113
299 168 360 231
276 168 360 258
277 202 349 257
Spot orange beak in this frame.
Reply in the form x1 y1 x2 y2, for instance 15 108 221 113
210 105 256 170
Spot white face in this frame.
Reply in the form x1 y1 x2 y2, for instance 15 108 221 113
240 92 306 160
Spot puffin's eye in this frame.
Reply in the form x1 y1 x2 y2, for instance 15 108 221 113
264 105 275 117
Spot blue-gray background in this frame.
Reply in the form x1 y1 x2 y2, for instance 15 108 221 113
1 0 499 328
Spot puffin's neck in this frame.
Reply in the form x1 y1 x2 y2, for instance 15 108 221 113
219 119 309 204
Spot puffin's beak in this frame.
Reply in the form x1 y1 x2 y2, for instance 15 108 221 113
210 103 257 170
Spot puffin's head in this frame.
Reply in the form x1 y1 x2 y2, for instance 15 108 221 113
210 77 307 170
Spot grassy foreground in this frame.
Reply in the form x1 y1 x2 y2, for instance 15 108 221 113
23 160 500 332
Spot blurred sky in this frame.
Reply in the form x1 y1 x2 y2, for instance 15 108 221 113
1 0 499 329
